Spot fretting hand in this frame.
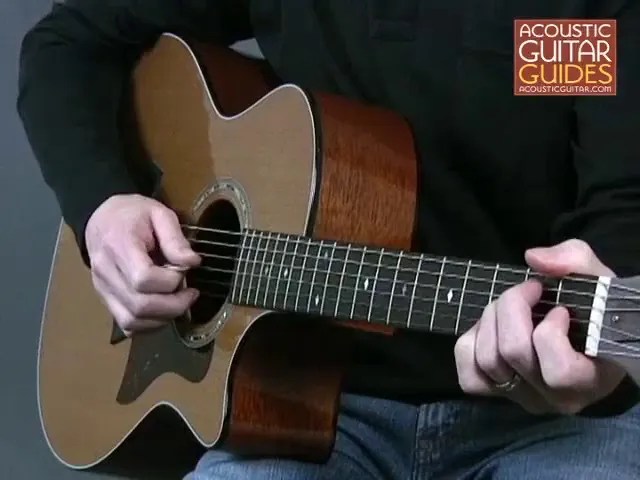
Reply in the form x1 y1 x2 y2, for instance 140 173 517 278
84 194 201 337
454 239 626 415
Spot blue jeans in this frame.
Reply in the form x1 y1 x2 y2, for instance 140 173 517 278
185 393 640 479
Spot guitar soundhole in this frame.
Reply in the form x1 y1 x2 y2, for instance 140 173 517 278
184 199 240 328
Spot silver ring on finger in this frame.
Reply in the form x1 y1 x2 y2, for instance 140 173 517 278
492 372 522 393
163 263 189 272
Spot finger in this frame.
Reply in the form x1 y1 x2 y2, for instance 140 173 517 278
150 207 201 267
525 239 614 277
475 284 560 413
456 322 553 413
474 302 514 384
533 306 600 396
120 287 199 320
456 322 496 395
96 256 199 318
456 321 521 396
531 306 626 413
93 276 168 334
114 237 188 294
474 300 551 411
495 281 547 393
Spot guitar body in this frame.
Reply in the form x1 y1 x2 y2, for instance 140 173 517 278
38 33 417 470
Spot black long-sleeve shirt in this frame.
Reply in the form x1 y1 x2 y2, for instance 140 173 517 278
17 0 640 413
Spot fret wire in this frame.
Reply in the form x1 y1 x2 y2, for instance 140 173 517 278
455 260 472 335
386 251 403 325
430 256 447 330
252 231 268 306
234 252 601 314
228 234 603 316
367 248 384 322
255 232 268 305
220 231 606 290
282 234 300 310
273 233 289 308
231 232 250 303
320 241 338 314
261 232 278 306
556 278 564 305
249 231 266 305
488 263 499 306
294 238 312 311
236 231 250 304
232 238 601 303
236 279 597 324
350 247 367 320
394 253 418 328
334 244 351 317
241 231 259 305
406 254 423 328
221 260 603 320
224 265 597 336
306 239 323 311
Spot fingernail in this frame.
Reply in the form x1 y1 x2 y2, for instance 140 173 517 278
184 248 199 260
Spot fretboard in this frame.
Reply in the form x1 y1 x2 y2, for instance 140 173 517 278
230 230 598 337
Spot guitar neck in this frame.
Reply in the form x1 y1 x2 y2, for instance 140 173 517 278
230 229 599 336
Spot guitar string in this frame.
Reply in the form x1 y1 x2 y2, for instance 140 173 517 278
191 266 604 315
176 226 640 356
184 225 593 283
599 346 640 358
194 276 638 339
185 235 640 303
190 248 630 308
187 274 640 342
593 338 640 356
181 224 640 295
188 289 640 346
188 257 620 316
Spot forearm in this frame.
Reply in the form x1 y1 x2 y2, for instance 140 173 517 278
17 0 251 260
18 12 139 255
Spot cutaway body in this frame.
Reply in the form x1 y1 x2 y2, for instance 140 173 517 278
38 34 417 469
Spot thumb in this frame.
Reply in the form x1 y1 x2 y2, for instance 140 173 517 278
525 239 613 277
150 206 201 267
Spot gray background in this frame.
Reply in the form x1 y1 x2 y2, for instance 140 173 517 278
0 1 260 479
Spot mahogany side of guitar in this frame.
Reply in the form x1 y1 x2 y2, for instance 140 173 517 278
37 33 417 470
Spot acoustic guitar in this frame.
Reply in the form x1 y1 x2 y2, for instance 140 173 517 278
38 33 640 471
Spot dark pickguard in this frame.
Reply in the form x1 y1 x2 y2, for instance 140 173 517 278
115 323 213 404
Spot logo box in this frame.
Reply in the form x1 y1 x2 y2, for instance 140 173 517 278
514 19 616 96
